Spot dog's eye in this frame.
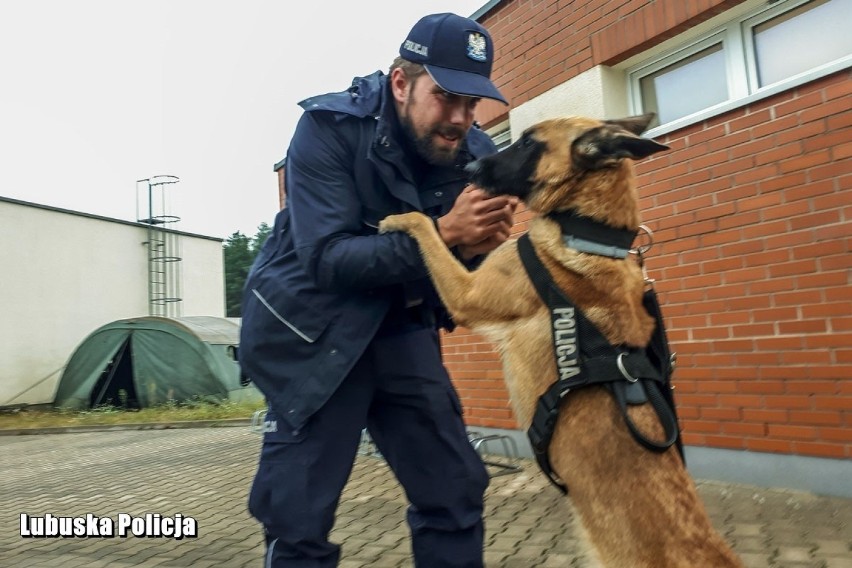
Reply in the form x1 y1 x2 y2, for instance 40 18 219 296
521 134 534 148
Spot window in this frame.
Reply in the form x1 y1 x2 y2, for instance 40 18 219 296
638 41 728 127
749 0 850 88
628 0 851 132
487 123 512 151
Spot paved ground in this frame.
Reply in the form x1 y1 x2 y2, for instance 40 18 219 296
0 427 850 568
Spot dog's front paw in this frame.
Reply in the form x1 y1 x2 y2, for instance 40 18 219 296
379 212 429 234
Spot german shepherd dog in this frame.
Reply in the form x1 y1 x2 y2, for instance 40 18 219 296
379 114 742 567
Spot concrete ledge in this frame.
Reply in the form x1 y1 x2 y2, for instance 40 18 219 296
0 418 252 436
468 425 852 498
685 445 852 499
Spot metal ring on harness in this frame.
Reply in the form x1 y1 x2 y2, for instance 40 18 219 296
616 353 638 383
630 225 654 256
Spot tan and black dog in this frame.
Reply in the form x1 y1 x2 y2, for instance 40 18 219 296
379 114 742 567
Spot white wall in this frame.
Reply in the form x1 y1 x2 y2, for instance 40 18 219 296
0 198 225 406
508 65 629 139
180 235 227 316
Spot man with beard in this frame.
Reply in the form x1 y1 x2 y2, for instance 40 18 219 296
240 13 514 568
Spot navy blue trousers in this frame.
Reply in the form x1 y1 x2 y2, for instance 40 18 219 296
248 326 490 567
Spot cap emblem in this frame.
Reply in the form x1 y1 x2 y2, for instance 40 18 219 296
466 32 487 62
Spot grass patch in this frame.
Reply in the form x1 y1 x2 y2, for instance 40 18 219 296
0 398 267 430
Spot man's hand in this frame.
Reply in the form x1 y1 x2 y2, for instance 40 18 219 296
437 185 519 259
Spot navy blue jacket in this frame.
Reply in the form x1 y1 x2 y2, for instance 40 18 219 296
239 71 498 431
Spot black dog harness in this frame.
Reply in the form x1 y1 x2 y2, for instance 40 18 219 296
518 213 683 494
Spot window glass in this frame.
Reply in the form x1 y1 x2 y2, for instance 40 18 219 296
628 0 852 131
753 0 852 87
639 43 728 126
491 128 512 151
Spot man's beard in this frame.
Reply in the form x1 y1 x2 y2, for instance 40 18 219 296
399 111 467 167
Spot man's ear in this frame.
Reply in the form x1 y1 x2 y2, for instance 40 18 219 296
390 68 409 105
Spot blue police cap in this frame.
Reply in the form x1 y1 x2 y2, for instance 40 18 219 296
400 13 508 105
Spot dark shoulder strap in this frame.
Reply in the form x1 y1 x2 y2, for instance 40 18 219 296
517 234 579 493
517 234 570 308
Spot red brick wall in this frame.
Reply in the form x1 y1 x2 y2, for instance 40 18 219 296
277 167 286 209
475 0 743 128
451 0 852 460
637 70 851 459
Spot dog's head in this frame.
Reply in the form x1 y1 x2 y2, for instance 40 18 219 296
467 114 669 218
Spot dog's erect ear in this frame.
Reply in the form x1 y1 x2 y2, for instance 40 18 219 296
573 119 669 171
612 136 670 160
604 113 657 135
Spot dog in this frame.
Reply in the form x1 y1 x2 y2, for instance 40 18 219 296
379 114 743 567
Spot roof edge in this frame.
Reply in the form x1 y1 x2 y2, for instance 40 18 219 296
470 0 502 21
0 195 223 242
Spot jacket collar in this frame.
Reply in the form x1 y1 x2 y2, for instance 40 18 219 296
297 71 385 119
298 71 496 210
299 71 495 161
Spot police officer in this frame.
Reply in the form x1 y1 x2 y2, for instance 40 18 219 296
240 13 515 568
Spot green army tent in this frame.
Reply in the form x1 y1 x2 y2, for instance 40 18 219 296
54 316 263 409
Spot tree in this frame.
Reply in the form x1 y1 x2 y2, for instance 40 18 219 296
223 223 271 317
252 222 272 253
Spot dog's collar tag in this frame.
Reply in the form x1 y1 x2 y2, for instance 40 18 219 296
549 210 636 259
562 235 630 258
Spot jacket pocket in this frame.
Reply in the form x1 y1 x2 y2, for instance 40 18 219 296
250 288 330 343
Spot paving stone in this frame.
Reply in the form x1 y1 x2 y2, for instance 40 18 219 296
814 540 851 556
731 535 769 552
1 427 850 567
484 549 510 565
731 523 764 537
777 546 815 562
540 552 582 567
739 551 775 568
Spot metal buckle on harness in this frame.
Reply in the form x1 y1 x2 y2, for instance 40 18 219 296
616 353 638 383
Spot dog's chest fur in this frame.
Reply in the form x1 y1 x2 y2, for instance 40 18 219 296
471 219 655 428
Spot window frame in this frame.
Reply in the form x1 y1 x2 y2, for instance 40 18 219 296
626 0 851 137
486 120 512 151
628 30 735 128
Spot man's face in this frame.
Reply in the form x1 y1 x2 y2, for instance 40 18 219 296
396 72 480 166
